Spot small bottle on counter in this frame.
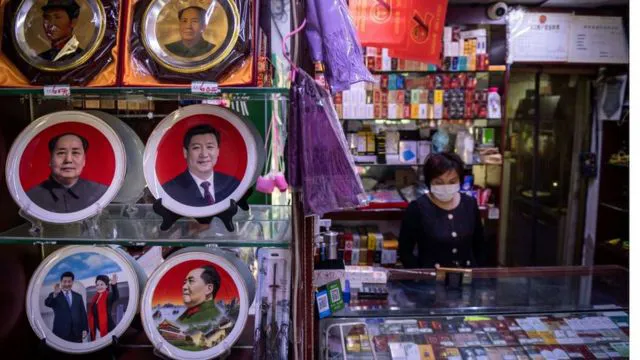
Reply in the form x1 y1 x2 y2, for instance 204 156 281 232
487 87 501 119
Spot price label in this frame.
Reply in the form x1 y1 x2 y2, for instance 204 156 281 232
44 84 70 97
191 81 220 94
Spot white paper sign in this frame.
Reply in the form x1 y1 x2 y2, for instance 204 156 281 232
569 16 628 64
44 84 70 97
191 81 220 94
508 12 572 63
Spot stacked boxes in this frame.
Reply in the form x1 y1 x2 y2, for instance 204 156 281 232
336 73 490 120
443 27 489 71
314 227 399 267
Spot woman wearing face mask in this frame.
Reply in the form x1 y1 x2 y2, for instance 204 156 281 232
87 274 119 341
399 153 485 268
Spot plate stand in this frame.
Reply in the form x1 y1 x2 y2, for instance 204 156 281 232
38 335 120 360
152 189 254 232
152 345 232 360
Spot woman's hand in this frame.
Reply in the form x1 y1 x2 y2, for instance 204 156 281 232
111 274 118 284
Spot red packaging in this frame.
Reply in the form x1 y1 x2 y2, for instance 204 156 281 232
374 56 383 71
403 105 411 118
465 90 475 103
381 91 389 104
397 91 405 104
374 104 382 118
464 104 473 119
367 56 376 70
426 75 436 90
443 75 452 89
374 89 382 104
380 75 389 89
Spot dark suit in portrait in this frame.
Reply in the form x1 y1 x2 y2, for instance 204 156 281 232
44 290 88 343
27 177 108 213
165 39 215 58
162 170 240 207
38 46 83 62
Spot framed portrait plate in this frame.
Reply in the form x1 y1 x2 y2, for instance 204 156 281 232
5 111 126 224
143 104 264 218
2 0 120 84
141 248 254 359
130 0 251 82
141 0 239 73
26 245 141 354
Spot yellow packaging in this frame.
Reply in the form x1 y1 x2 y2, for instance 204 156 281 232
434 90 444 119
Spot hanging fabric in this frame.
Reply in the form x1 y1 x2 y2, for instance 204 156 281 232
305 0 374 93
288 70 367 216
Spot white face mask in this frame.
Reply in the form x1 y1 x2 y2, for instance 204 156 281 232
430 183 460 202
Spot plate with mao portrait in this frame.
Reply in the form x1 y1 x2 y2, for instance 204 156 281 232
5 111 126 223
143 104 264 218
3 0 119 84
141 248 254 359
140 0 240 73
26 245 140 354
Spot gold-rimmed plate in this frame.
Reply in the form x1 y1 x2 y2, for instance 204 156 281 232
12 0 106 72
141 0 240 74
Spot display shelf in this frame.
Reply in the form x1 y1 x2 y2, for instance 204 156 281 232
0 204 291 248
599 202 629 213
327 265 628 319
325 205 497 222
355 163 478 170
370 68 507 75
0 86 288 99
324 208 406 221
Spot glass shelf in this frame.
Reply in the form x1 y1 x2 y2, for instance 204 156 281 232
370 68 507 75
0 204 291 248
342 118 502 127
328 266 628 319
0 86 289 101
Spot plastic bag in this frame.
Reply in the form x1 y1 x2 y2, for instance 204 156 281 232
129 0 251 83
305 0 374 93
287 71 367 216
1 0 120 85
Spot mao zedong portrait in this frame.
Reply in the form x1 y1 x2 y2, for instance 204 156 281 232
27 133 108 213
177 266 221 324
165 6 215 58
44 271 88 343
38 0 84 62
162 125 240 207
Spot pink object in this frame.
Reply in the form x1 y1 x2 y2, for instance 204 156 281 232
256 175 275 193
273 172 288 191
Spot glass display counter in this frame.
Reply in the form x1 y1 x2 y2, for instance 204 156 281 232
319 266 628 359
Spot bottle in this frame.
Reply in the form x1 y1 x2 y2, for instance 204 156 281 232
487 87 501 119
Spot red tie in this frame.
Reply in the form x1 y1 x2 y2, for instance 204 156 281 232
201 181 214 205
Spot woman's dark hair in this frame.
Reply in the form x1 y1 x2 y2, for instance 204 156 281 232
95 275 110 286
423 152 464 189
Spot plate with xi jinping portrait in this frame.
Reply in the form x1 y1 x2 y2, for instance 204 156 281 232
141 0 240 73
26 245 140 354
5 111 126 223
